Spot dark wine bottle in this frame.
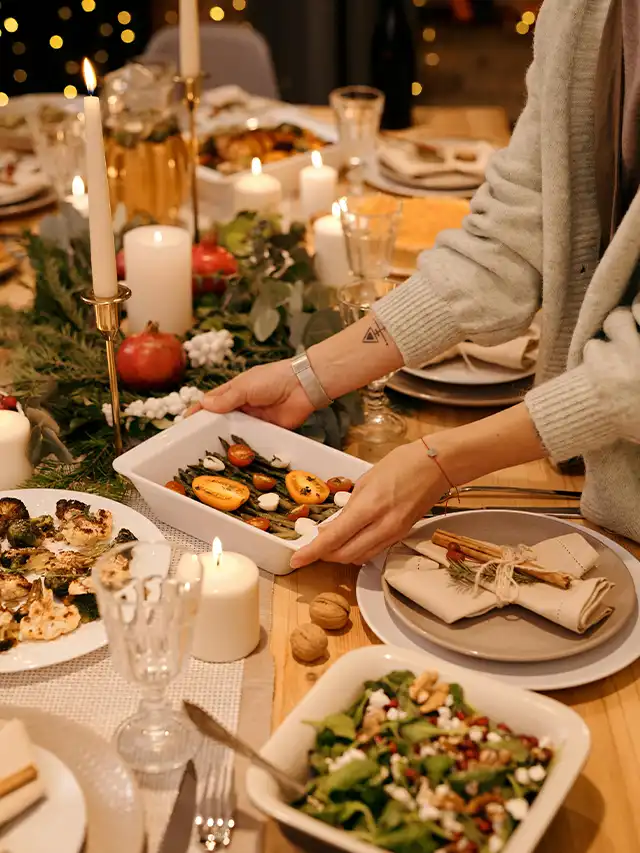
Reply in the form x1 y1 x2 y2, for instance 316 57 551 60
370 0 416 130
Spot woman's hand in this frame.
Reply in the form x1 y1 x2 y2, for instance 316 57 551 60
199 360 314 429
290 441 447 568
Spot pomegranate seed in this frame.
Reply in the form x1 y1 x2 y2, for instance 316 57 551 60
521 735 539 748
456 757 468 770
388 742 398 754
374 735 384 745
0 395 18 410
456 711 466 720
497 723 512 733
474 817 492 834
405 768 419 782
472 716 489 727
387 699 399 708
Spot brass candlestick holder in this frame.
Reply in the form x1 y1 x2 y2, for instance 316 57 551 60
177 74 203 244
82 285 131 456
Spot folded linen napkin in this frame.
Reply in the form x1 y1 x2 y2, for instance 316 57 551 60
378 137 491 181
385 532 614 634
426 323 540 372
0 719 45 826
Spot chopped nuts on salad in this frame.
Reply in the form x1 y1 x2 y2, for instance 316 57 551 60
295 670 554 853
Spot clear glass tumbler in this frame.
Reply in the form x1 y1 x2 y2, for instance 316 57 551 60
338 277 406 443
92 541 202 774
26 102 86 201
339 194 403 279
330 86 384 192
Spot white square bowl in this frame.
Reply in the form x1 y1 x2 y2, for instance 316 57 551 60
246 645 590 853
113 410 371 575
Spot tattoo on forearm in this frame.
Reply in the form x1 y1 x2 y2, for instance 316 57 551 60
362 319 389 346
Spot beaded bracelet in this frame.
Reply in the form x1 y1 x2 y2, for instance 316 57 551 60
420 437 460 503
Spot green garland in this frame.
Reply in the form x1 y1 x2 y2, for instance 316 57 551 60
0 207 362 499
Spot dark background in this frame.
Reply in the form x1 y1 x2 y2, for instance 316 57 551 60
0 0 540 124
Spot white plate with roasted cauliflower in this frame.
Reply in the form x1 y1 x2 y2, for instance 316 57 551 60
0 489 166 673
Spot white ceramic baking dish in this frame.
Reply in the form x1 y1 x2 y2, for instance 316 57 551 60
113 409 371 575
246 645 591 853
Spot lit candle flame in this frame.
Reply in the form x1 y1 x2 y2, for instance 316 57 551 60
332 201 342 219
246 117 259 131
251 157 263 177
212 537 223 567
311 150 323 169
71 175 85 197
82 58 97 95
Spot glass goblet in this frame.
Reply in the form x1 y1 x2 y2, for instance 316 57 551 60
26 101 86 201
330 86 384 193
92 541 202 774
338 277 406 443
339 193 403 280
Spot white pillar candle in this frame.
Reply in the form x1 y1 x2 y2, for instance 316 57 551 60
124 225 193 335
0 411 32 490
179 0 201 79
192 538 260 663
299 150 338 220
64 175 89 216
313 202 351 288
234 158 282 215
82 59 118 299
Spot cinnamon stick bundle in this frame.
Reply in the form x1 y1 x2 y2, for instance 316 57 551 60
432 529 572 590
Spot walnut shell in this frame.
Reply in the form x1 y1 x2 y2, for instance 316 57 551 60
290 623 328 662
309 592 351 631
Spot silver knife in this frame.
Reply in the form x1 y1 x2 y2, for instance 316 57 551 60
158 760 198 853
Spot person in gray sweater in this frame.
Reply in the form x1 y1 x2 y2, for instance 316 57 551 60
202 0 640 567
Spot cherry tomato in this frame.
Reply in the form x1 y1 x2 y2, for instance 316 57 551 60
327 477 354 494
227 443 256 467
287 504 310 521
164 480 186 495
285 471 330 505
0 395 18 411
253 473 276 491
245 517 270 531
192 475 250 511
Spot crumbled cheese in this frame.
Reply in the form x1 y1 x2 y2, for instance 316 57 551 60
390 753 407 782
488 836 504 853
386 707 408 721
418 802 441 822
419 744 436 758
487 731 503 743
327 748 368 772
445 694 454 707
514 767 531 786
505 798 529 821
294 517 318 536
528 764 546 783
441 811 463 834
465 781 479 797
469 727 484 743
368 689 391 710
435 784 451 798
448 717 462 730
203 456 225 472
257 492 279 512
384 784 415 807
437 705 452 719
333 491 351 508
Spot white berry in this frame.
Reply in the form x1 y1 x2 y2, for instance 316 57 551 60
203 456 225 472
334 491 351 508
257 493 279 512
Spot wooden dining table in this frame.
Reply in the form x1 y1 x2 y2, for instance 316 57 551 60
2 103 638 853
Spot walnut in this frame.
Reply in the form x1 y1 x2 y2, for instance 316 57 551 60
357 707 387 742
478 749 502 766
466 793 503 815
433 789 465 811
419 682 450 714
309 592 351 631
290 623 328 662
409 670 438 702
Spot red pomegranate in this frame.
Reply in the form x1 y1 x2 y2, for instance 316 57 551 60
191 239 238 296
116 322 186 392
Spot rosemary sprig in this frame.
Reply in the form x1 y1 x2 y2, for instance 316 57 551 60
446 556 539 594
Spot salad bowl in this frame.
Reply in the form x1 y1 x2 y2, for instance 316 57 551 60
246 645 590 853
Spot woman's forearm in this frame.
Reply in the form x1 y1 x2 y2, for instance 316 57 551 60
426 403 548 486
307 314 404 400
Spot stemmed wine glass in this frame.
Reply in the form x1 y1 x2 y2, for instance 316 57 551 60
330 86 384 193
338 277 406 443
92 541 202 774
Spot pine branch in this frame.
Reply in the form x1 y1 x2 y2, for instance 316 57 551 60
446 557 538 594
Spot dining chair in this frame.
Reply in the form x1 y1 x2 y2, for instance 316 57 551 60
142 23 280 99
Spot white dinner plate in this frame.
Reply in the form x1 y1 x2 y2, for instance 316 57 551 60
0 745 86 853
404 359 536 386
363 159 477 199
357 523 640 691
0 155 50 206
0 489 165 673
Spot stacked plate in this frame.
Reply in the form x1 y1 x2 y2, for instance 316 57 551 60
357 510 640 691
365 136 495 198
0 155 55 219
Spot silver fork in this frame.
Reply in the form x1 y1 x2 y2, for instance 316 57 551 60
195 746 236 850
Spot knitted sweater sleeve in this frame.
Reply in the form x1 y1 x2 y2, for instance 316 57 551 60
373 58 543 366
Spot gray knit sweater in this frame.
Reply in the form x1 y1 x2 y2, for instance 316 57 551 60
374 0 640 543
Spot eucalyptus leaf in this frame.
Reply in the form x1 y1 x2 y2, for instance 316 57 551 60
302 307 343 348
288 311 312 351
252 306 281 342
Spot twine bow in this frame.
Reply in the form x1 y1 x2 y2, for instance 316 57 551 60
473 544 537 606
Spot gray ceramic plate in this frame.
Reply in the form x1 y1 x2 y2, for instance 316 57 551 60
382 511 636 663
0 706 145 853
387 370 533 407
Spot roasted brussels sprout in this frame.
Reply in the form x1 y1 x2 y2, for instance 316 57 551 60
73 594 100 623
0 498 29 538
55 499 89 521
113 528 137 545
31 515 55 536
0 548 48 572
7 520 44 549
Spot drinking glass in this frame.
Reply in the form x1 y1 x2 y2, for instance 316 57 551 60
92 541 203 774
339 194 403 279
330 86 384 192
26 102 86 201
338 278 406 443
